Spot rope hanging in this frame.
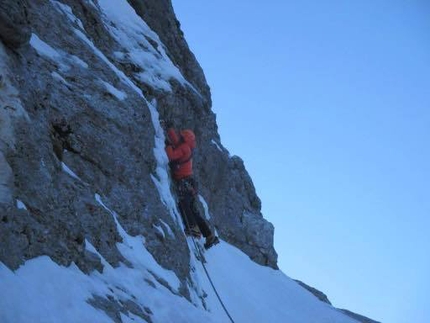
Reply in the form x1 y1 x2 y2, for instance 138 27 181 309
179 202 235 323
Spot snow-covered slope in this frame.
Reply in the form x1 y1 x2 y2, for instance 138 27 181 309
0 236 357 323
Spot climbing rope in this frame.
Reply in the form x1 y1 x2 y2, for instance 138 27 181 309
189 233 236 323
191 236 234 323
179 203 235 323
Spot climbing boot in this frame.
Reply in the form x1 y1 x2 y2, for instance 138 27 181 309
204 235 220 250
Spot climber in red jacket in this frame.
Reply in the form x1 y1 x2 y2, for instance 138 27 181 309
165 128 195 180
165 125 219 249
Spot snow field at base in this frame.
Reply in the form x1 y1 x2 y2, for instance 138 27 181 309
202 243 359 323
0 234 359 323
0 193 214 323
0 187 212 322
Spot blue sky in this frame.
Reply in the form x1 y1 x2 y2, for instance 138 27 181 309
172 1 430 322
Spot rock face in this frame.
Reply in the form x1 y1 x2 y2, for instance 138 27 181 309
0 0 277 308
0 0 31 49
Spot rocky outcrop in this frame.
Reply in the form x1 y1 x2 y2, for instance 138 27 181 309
339 310 381 323
294 280 381 323
197 154 278 267
295 280 332 305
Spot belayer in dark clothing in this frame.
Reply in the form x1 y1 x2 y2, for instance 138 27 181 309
164 126 219 250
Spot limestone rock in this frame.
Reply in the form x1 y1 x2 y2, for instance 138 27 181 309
295 280 332 305
0 0 31 48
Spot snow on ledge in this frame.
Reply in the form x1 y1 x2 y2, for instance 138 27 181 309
97 0 191 92
94 194 181 292
198 195 211 221
211 139 223 152
159 219 174 238
30 33 88 72
51 0 85 30
100 80 127 101
61 162 83 182
30 34 60 59
51 71 70 86
153 224 166 239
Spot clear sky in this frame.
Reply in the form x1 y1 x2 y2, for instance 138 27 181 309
171 1 430 322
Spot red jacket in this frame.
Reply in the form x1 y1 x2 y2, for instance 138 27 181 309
165 128 196 180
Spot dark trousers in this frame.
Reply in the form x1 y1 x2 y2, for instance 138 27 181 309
176 177 212 238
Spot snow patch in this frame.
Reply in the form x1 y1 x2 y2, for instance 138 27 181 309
198 195 211 221
211 139 223 152
30 34 61 60
96 0 196 92
51 0 85 30
52 2 137 89
153 224 166 239
73 28 143 95
69 55 88 69
197 195 218 235
30 33 88 72
51 71 70 86
159 219 174 238
61 162 83 182
16 199 27 210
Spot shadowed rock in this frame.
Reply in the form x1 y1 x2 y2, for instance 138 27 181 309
0 0 31 48
339 309 382 323
295 280 332 305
